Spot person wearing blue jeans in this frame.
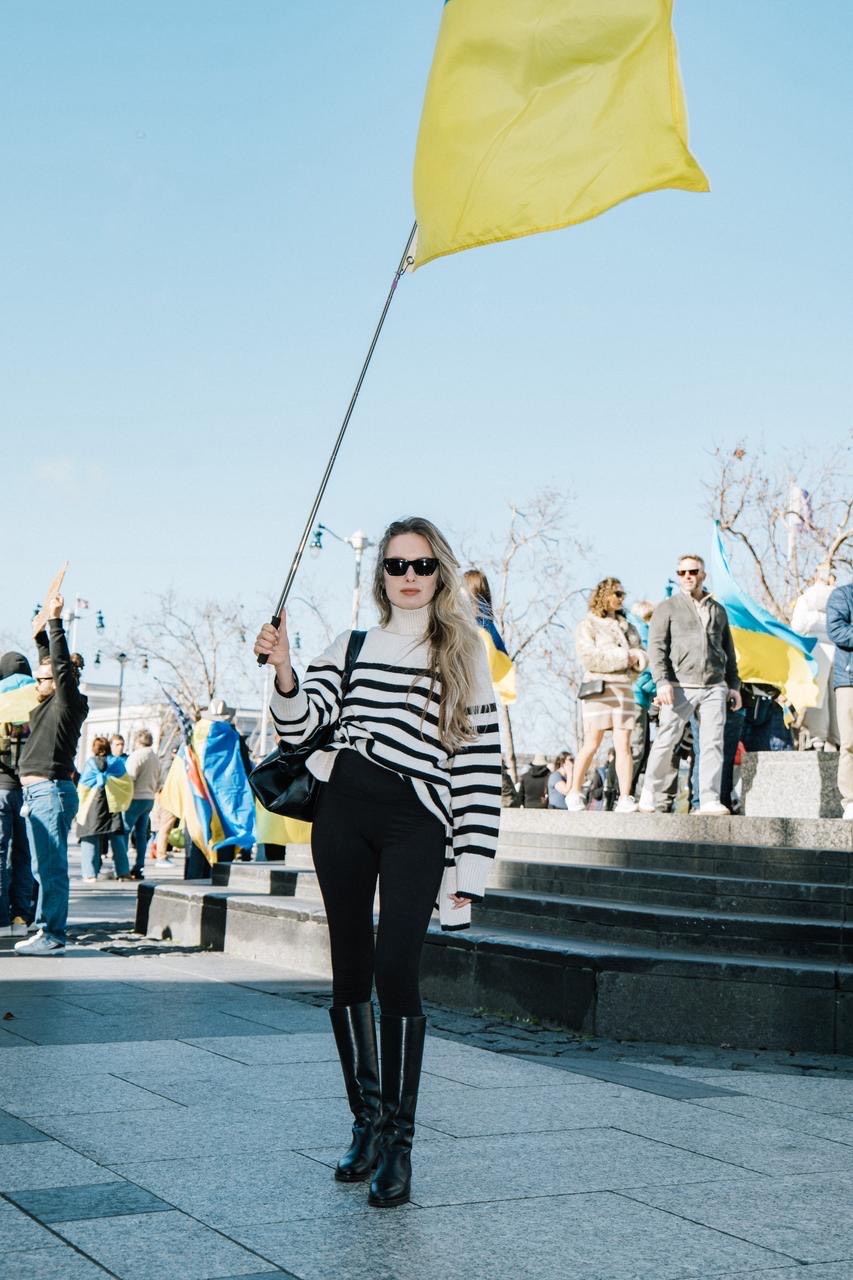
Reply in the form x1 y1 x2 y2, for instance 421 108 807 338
14 598 89 956
21 779 79 946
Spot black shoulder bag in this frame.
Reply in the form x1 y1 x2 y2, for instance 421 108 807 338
249 630 366 822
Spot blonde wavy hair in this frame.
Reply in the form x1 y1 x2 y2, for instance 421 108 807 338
588 577 625 618
373 517 481 750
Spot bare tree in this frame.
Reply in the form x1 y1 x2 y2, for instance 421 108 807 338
460 488 590 774
706 435 853 621
128 591 256 718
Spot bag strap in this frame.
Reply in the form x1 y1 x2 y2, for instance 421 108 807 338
339 629 367 706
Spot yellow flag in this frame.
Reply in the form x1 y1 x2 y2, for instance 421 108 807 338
413 0 709 269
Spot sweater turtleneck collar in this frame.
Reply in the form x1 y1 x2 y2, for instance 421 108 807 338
384 603 431 637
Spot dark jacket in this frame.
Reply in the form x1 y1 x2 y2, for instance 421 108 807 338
518 764 549 808
648 592 739 690
0 651 32 791
18 620 88 780
826 584 853 689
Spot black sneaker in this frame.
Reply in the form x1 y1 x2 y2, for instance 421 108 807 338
129 869 144 881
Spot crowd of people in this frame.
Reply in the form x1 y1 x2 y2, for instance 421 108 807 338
509 553 853 820
0 597 171 955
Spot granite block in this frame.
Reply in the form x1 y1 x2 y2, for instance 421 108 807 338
595 968 837 1052
234 1188 780 1280
0 1140 121 1191
421 1041 577 1089
0 1075 183 1119
112 1147 396 1228
119 1058 346 1107
181 1032 336 1064
306 1128 761 1207
8 1179 173 1222
612 1102 853 1175
0 1108 52 1143
707 1266 853 1280
741 750 843 819
0 1039 222 1081
691 1094 853 1144
0 1245 114 1279
0 1201 59 1250
624 1169 853 1262
34 1096 383 1165
55 1209 279 1279
415 1079 678 1139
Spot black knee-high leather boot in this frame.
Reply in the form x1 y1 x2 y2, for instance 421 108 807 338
329 1003 383 1182
368 1014 426 1208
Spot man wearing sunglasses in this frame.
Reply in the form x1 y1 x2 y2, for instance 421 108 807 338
14 595 89 955
638 555 741 816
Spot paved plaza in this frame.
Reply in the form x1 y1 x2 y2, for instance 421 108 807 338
0 855 852 1279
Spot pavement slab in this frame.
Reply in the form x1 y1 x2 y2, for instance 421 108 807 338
302 1128 763 1207
0 1140 121 1191
7 1179 174 1222
55 1208 280 1280
622 1169 853 1263
0 1245 114 1279
233 1190 784 1280
4 916 853 1280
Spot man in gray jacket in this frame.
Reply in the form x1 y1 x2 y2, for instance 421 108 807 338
638 554 741 816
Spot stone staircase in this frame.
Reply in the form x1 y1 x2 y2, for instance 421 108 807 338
135 810 853 1054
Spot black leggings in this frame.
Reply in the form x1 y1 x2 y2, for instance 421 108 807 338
311 749 446 1017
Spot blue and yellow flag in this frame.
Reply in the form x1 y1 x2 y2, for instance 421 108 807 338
413 0 709 269
160 719 257 865
709 525 820 713
77 757 134 825
474 602 516 705
0 674 37 725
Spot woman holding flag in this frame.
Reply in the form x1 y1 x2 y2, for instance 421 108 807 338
254 516 501 1208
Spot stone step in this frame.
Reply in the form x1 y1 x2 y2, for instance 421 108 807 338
135 879 853 1053
497 809 853 853
211 861 322 898
475 889 853 963
498 830 852 884
489 860 851 919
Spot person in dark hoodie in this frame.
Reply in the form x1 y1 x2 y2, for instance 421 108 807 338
14 595 89 956
0 651 37 936
518 753 550 807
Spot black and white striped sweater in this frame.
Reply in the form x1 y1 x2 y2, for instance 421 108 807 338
269 604 502 929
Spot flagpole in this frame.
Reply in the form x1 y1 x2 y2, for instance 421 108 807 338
258 221 418 665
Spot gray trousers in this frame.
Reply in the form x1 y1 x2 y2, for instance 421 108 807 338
640 685 727 810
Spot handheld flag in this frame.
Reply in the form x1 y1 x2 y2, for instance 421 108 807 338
413 0 709 269
709 525 820 713
474 601 516 705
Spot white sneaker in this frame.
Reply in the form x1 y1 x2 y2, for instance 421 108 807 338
843 802 853 821
637 793 656 814
614 796 637 814
697 802 731 816
564 792 586 812
10 918 28 937
0 926 11 937
14 930 65 956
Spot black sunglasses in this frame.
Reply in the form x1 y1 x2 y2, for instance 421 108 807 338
383 557 439 577
676 568 701 577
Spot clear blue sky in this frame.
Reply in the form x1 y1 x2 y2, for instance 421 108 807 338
2 1 851 722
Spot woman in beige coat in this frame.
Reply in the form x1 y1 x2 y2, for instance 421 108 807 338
566 578 647 813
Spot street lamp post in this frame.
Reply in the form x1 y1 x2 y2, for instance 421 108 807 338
94 611 147 736
310 524 374 629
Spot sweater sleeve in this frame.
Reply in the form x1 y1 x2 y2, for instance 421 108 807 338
47 619 85 709
449 649 502 901
269 631 350 745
